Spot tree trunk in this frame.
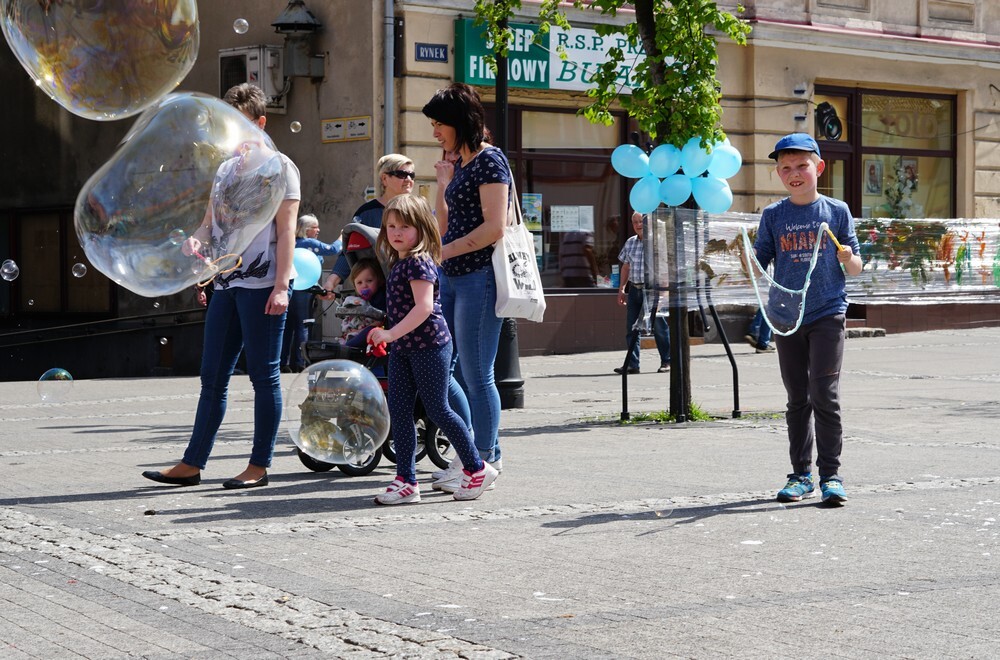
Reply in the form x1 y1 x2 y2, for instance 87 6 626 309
636 0 692 420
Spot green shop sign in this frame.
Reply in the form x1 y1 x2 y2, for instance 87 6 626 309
454 18 643 94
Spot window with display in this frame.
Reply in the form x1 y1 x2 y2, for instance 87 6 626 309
486 105 628 290
814 86 955 220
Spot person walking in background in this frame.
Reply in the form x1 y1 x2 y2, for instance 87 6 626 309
744 308 775 353
422 83 508 493
281 213 340 372
616 211 670 375
321 153 415 296
368 194 497 505
559 229 599 287
142 83 300 490
755 133 862 506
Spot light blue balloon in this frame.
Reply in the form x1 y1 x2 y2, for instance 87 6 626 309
707 144 742 179
659 174 692 207
648 143 681 178
292 247 322 290
629 175 662 214
691 176 733 214
680 136 714 177
611 144 651 179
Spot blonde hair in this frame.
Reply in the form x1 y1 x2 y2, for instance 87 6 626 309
376 153 414 194
349 258 384 290
296 213 319 239
377 194 442 267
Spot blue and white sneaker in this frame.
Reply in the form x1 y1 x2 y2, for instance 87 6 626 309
776 473 815 502
820 478 847 506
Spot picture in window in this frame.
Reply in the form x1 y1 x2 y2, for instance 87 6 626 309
864 159 883 195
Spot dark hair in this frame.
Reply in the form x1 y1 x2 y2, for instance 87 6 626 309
421 83 486 154
223 83 267 120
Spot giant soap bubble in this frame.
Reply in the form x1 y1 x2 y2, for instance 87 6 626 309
75 92 288 297
1 0 199 121
285 360 390 467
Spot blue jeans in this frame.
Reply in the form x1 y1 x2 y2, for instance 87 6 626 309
387 344 482 484
625 285 670 369
439 265 503 463
748 308 772 347
183 286 286 470
280 288 312 368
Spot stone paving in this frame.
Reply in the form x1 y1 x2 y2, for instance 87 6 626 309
1 328 999 658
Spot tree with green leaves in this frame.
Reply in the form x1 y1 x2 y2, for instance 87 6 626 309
474 0 750 147
474 0 750 419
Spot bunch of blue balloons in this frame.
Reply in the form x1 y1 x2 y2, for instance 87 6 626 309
612 137 743 215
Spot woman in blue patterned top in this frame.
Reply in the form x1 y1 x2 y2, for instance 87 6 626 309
367 194 498 505
421 84 509 491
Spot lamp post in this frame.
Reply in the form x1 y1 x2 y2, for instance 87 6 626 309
492 17 525 410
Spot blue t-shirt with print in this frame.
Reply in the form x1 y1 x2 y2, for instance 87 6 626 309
754 195 860 326
443 146 512 277
385 254 451 352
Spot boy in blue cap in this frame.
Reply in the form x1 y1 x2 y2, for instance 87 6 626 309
754 133 862 506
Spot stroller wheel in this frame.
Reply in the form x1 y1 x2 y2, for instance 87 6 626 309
422 418 454 470
382 423 428 465
336 445 383 477
297 448 336 472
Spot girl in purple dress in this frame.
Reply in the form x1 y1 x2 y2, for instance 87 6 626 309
367 195 498 505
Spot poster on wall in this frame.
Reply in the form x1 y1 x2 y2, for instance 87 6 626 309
550 205 594 233
522 193 543 231
533 232 543 269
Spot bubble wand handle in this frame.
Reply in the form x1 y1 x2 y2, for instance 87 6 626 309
824 227 844 251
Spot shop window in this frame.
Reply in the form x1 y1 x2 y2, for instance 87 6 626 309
487 105 627 291
815 86 955 219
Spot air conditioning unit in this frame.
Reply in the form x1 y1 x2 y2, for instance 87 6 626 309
219 45 286 114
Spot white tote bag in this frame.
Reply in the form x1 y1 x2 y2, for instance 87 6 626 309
493 179 546 322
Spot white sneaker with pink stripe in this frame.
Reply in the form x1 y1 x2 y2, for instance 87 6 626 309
453 463 499 501
374 477 421 505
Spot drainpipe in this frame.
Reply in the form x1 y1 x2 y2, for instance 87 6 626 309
384 0 395 152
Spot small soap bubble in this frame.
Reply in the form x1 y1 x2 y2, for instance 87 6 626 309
233 18 249 34
152 301 160 309
27 299 34 306
159 337 168 345
168 229 187 246
1 260 18 281
38 368 73 403
71 263 88 278
290 121 302 133
285 360 390 467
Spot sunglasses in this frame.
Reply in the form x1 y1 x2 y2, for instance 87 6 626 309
387 170 416 180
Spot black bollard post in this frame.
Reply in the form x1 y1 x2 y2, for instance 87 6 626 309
495 317 525 409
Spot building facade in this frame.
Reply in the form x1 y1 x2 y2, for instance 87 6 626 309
2 0 998 378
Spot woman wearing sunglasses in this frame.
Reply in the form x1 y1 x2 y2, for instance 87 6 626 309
322 153 415 294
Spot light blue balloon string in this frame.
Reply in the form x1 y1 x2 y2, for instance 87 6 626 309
739 221 830 337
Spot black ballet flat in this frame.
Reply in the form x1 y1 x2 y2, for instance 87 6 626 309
141 470 201 486
222 474 269 490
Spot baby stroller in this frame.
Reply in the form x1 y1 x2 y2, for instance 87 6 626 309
297 221 454 476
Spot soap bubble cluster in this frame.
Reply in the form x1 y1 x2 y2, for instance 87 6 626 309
74 92 287 298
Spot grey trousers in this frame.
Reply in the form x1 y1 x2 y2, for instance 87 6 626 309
774 314 846 480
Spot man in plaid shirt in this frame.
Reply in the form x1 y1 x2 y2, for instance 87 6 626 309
615 212 670 374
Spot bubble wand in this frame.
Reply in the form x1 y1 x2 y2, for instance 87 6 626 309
824 227 844 251
739 222 830 337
